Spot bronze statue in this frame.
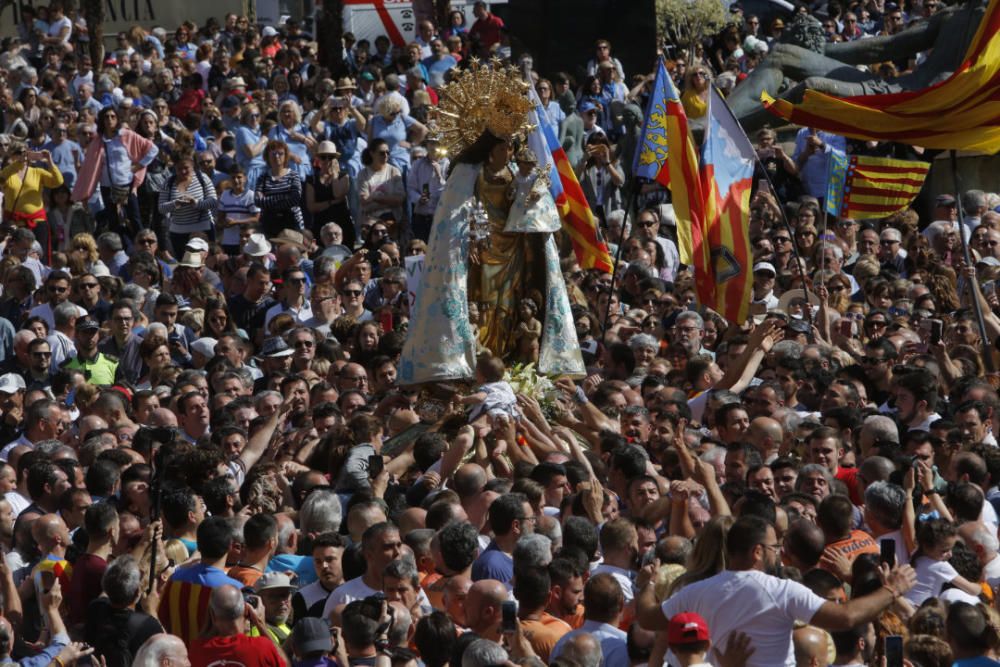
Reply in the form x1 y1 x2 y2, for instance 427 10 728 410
727 1 987 131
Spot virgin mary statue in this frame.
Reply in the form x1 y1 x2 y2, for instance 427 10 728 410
399 60 585 385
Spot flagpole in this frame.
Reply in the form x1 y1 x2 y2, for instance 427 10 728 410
950 150 995 373
737 118 815 341
601 56 664 346
600 189 640 346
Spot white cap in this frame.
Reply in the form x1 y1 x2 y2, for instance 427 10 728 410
190 337 218 359
262 25 279 37
753 262 776 276
186 237 210 253
0 374 25 394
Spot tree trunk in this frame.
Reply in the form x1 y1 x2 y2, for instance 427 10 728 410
317 0 344 76
82 0 103 68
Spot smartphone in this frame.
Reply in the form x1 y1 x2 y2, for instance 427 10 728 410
38 570 55 593
380 309 394 333
501 600 518 634
758 178 769 192
839 319 853 338
368 454 384 479
885 635 903 667
930 319 943 345
880 538 895 569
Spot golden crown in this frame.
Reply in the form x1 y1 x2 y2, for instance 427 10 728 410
430 57 536 157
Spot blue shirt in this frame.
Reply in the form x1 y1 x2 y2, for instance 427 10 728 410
370 113 416 171
322 119 362 176
43 139 81 187
236 125 267 171
99 131 158 187
471 540 513 584
423 54 457 88
551 620 629 667
267 553 318 585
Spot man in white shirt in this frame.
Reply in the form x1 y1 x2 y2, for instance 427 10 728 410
322 523 403 619
591 519 638 604
863 480 911 567
636 515 916 667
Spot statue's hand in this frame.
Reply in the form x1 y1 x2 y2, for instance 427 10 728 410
469 243 481 265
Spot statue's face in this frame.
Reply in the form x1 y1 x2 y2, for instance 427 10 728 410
490 140 513 165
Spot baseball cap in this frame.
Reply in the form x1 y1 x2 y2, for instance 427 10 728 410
221 95 241 110
579 101 598 113
753 262 776 276
77 316 100 331
0 374 25 395
935 194 957 207
667 612 710 645
186 237 210 253
291 617 333 656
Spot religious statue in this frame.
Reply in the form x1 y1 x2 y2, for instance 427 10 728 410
399 59 585 385
727 1 988 131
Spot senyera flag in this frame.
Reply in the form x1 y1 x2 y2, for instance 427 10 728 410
526 85 613 273
633 58 712 305
761 0 1000 152
701 86 755 325
824 151 930 220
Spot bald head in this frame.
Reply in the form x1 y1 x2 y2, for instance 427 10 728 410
148 408 178 428
397 507 426 535
31 513 69 552
443 574 472 625
748 417 783 455
209 584 245 622
562 633 602 667
388 409 419 436
78 415 109 440
453 464 487 499
793 625 829 667
465 579 507 634
134 633 189 667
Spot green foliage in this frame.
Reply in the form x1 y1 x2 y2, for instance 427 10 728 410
656 0 729 53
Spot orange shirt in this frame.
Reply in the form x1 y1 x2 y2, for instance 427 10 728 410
825 529 879 565
521 613 572 661
227 565 265 587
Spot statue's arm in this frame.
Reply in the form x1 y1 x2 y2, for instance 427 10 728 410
824 13 942 64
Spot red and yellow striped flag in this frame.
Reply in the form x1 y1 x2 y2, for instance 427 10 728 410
653 61 713 306
527 86 614 273
825 152 930 219
761 0 1000 152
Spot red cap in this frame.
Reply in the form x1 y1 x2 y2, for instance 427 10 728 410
667 612 710 645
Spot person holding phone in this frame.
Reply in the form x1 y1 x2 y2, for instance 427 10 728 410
1 143 63 263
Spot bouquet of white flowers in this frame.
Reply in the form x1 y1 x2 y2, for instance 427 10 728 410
504 363 559 419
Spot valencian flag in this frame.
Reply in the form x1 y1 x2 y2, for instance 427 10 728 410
825 151 931 220
526 86 613 273
634 59 712 305
701 86 755 325
761 0 1000 152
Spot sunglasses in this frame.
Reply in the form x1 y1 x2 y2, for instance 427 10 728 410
342 289 362 297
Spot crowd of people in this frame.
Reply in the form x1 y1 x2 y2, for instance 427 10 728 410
0 1 999 667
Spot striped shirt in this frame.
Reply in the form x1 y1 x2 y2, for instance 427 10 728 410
218 188 259 246
158 172 218 233
255 170 304 230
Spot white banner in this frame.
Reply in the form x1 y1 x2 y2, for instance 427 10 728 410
404 253 424 311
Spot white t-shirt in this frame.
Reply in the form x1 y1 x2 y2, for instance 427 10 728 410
939 587 982 606
321 574 431 621
905 557 959 606
661 570 826 667
321 575 378 620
